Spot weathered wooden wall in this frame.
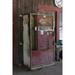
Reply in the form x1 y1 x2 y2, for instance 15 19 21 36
17 0 54 14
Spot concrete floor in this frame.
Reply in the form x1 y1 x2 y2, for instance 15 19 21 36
13 62 62 75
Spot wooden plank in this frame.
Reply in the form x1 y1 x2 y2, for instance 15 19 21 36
17 0 54 14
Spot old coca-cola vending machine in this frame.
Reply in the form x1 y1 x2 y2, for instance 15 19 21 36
23 14 55 70
30 12 55 69
22 5 61 70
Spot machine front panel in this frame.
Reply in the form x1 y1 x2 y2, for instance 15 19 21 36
30 13 56 68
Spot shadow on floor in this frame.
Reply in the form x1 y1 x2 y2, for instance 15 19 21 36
13 62 62 75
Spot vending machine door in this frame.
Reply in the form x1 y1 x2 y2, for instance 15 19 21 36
30 12 56 69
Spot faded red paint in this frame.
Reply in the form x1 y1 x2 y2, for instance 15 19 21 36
32 50 54 66
37 5 62 41
37 5 62 12
32 5 62 66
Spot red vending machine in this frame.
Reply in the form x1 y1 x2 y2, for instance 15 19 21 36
30 13 55 69
29 5 62 69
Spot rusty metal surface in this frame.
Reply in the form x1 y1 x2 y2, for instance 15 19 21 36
32 50 54 66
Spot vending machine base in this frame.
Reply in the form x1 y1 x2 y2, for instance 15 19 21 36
31 62 55 70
